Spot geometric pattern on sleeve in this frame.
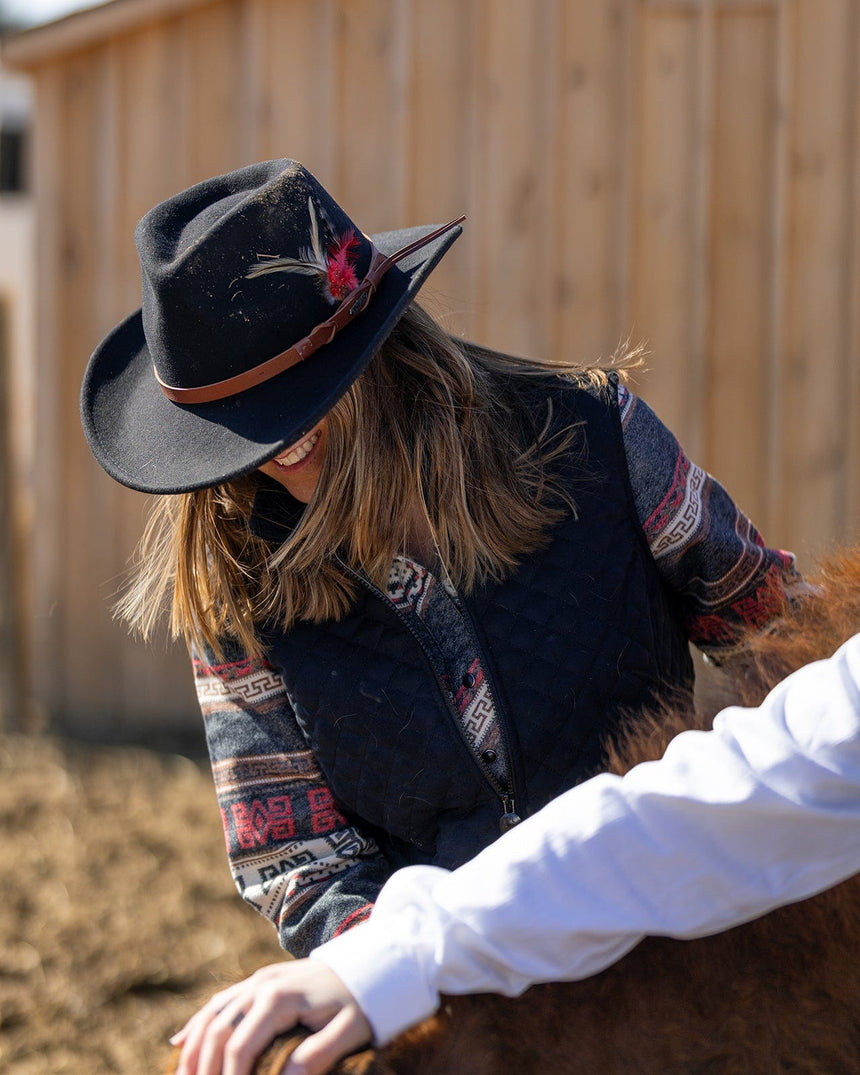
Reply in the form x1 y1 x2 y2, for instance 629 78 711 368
192 646 384 953
618 383 803 656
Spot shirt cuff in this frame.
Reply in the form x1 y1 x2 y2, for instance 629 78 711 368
311 917 439 1045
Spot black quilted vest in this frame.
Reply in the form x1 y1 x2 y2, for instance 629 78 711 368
258 379 692 870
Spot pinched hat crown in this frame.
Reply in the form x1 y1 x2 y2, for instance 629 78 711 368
137 161 374 397
81 158 463 494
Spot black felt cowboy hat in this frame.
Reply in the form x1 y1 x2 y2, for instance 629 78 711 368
81 159 463 494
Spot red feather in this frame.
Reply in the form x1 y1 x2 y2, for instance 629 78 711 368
326 231 361 301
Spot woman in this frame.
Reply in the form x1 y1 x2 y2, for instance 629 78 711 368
81 159 799 1068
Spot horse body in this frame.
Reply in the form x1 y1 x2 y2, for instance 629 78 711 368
168 548 860 1074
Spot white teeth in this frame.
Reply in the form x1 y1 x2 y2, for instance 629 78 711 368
275 431 320 468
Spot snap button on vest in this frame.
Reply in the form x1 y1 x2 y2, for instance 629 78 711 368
462 672 477 688
481 748 497 763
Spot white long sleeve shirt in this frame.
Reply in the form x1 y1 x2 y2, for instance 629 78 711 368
313 633 860 1045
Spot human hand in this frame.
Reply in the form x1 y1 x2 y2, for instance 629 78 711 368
170 959 373 1075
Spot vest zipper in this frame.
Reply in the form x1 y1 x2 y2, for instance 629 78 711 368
343 564 522 834
458 595 524 832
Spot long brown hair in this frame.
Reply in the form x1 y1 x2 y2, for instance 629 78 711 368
118 304 632 657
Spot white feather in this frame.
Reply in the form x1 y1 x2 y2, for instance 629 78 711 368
245 257 324 280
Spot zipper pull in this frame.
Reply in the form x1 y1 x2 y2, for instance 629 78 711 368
500 796 521 833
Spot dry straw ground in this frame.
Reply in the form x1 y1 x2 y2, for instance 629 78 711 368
0 731 278 1074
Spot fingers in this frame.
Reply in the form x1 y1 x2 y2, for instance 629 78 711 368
168 960 371 1075
282 1005 373 1075
177 998 248 1075
196 998 258 1075
172 983 249 1075
217 993 305 1075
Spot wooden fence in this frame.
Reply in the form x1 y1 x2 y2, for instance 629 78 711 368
0 300 27 729
4 0 859 735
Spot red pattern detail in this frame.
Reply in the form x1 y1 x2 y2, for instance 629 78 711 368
231 795 296 849
729 563 789 628
219 806 232 853
332 903 374 937
686 613 741 646
643 448 690 539
193 655 273 680
688 563 791 644
307 788 348 834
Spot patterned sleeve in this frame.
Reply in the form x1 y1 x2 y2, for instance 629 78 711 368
193 639 391 957
617 383 803 659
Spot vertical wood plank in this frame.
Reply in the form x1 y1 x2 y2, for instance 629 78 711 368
685 2 714 467
552 0 633 366
177 0 245 184
116 18 189 236
0 302 26 728
845 0 860 539
705 6 778 520
54 49 125 725
628 4 701 444
254 0 337 176
113 26 202 731
330 0 410 226
470 0 555 358
401 0 475 336
763 0 792 548
777 0 855 558
28 68 65 726
233 0 266 165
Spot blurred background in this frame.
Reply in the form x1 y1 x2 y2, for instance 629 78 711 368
1 0 859 742
0 2 857 1071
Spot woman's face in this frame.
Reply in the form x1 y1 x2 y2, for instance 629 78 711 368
259 420 328 503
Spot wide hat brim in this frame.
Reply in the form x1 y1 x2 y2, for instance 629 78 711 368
81 222 461 494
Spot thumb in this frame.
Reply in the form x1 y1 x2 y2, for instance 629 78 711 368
282 1005 373 1075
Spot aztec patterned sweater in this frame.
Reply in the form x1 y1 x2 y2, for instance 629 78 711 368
194 382 801 957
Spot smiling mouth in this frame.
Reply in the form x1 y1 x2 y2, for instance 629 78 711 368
273 430 321 469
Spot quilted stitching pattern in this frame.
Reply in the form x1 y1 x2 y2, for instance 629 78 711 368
267 384 692 868
271 593 491 845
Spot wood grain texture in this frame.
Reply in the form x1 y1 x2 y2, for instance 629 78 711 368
5 0 858 730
